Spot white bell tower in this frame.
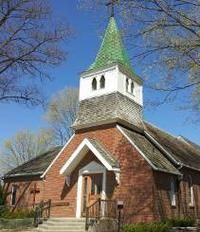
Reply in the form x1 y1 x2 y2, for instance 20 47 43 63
79 64 143 106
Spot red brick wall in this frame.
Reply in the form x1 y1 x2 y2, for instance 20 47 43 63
153 168 200 220
42 125 123 217
153 172 179 220
42 124 155 222
178 168 200 219
4 176 44 211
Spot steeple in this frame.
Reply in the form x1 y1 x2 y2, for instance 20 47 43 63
75 15 144 130
87 17 135 76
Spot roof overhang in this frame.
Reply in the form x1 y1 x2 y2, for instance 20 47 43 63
80 64 117 78
3 172 43 180
73 116 142 132
81 63 143 85
60 138 120 176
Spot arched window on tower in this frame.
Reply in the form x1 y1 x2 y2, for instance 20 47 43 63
131 81 134 95
126 78 129 92
100 75 105 89
92 78 97 91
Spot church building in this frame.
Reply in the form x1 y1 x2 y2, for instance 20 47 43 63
3 15 200 225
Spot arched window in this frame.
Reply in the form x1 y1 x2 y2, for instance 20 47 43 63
170 178 176 206
131 81 134 95
188 176 194 206
126 78 129 92
100 75 105 89
92 78 97 91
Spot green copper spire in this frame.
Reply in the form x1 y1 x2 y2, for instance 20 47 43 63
87 17 135 75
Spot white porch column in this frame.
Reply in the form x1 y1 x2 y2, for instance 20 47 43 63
76 174 83 218
101 169 107 217
102 169 106 200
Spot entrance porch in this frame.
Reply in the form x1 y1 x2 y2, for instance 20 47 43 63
59 138 120 219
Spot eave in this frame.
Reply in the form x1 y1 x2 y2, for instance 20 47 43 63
3 172 43 180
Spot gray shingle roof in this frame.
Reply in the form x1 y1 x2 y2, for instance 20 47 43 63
4 146 62 179
145 122 200 171
179 136 200 152
73 92 143 129
88 138 119 169
119 126 181 175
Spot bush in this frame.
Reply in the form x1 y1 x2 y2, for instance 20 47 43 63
0 206 7 217
123 223 171 232
163 217 195 227
0 207 34 219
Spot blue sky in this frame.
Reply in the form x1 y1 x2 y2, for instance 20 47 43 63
0 1 199 148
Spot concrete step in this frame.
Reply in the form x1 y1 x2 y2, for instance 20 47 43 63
35 229 85 232
46 221 85 225
40 224 85 228
39 226 85 230
48 217 85 221
36 229 84 232
32 218 86 232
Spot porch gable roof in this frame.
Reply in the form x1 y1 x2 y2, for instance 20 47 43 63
60 138 119 176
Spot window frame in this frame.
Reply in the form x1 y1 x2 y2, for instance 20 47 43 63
188 175 194 207
170 177 176 207
92 78 97 91
126 78 129 92
100 75 105 89
10 185 17 206
131 81 135 95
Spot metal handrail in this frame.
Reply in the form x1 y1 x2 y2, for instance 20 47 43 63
85 199 117 231
34 199 51 227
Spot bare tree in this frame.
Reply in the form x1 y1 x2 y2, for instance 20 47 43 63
0 128 53 174
45 87 79 145
0 0 71 106
81 0 200 117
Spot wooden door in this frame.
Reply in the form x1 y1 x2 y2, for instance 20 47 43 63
81 173 103 216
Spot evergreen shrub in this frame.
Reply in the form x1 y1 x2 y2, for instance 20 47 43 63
123 222 171 232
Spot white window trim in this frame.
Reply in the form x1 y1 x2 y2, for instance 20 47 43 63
130 81 135 95
188 176 194 207
170 178 176 207
125 78 135 96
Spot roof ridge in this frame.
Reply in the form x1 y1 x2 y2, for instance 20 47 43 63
178 136 200 149
144 121 200 172
145 121 200 153
144 121 179 140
